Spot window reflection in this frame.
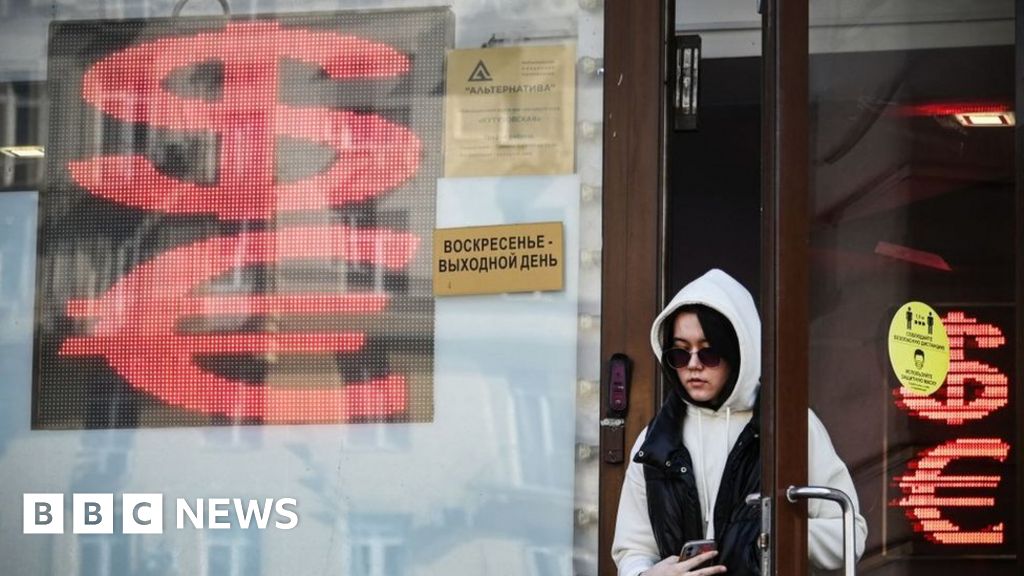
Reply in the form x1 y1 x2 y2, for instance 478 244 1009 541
349 516 409 576
808 7 1017 574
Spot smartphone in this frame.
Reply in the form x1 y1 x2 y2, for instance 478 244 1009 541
679 539 717 561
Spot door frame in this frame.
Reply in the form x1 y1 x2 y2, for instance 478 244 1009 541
760 0 810 573
598 2 670 576
765 2 1024 575
602 1 1024 575
597 0 814 574
1016 1 1024 572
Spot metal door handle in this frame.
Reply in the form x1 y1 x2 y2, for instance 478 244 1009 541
786 485 856 576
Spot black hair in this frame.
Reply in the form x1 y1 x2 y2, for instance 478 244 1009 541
661 303 741 410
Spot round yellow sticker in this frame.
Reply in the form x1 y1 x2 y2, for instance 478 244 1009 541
888 301 950 395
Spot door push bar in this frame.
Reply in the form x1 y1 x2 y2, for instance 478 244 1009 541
786 485 856 576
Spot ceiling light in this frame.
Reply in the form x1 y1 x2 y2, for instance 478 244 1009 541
893 102 1015 128
954 112 1014 128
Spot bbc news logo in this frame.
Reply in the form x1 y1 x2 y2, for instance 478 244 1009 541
23 494 298 534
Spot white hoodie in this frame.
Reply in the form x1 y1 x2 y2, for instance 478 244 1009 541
611 269 867 576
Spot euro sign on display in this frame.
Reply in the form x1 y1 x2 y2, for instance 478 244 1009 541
34 10 453 428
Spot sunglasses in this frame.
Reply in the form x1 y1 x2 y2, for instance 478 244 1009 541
663 347 722 369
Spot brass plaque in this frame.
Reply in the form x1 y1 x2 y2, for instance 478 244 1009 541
444 45 575 177
434 222 564 296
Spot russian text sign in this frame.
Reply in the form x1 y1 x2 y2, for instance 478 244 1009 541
433 222 563 296
888 301 950 395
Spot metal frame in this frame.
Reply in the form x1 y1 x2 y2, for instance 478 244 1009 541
1016 0 1024 573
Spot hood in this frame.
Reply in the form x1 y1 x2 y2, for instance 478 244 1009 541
650 269 760 412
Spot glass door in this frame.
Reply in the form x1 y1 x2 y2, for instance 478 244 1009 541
768 0 1020 574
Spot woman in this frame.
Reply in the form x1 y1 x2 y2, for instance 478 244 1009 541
612 269 867 576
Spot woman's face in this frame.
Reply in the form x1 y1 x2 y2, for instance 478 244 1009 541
671 312 732 404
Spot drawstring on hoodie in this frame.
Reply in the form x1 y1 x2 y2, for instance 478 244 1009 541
696 411 711 528
720 407 730 526
695 406 732 538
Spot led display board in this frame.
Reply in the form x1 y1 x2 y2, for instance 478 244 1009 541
888 306 1015 554
34 10 451 428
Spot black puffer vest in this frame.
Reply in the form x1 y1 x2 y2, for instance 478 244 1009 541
634 390 762 575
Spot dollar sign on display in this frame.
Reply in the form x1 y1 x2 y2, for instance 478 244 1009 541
69 21 421 220
59 21 423 422
894 312 1009 425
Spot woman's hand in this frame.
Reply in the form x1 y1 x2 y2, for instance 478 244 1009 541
643 551 727 576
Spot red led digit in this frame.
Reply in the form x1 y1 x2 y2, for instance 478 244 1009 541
59 227 418 422
892 438 1010 545
68 21 420 220
895 311 1008 424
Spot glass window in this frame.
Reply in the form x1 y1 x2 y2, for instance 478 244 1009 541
807 1 1017 574
0 2 603 575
